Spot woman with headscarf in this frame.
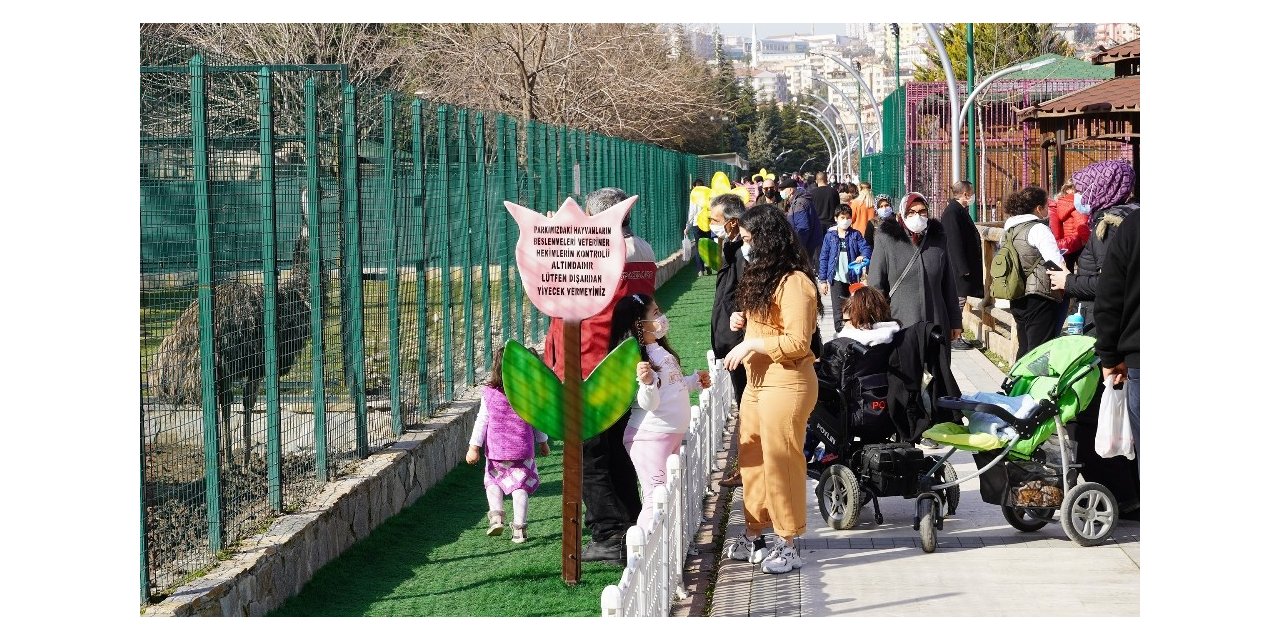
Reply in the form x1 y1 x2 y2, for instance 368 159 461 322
1048 159 1140 520
866 192 962 344
720 204 820 575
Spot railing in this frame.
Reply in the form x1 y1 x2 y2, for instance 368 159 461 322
600 351 733 616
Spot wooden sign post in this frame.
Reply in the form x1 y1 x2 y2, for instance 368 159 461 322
500 197 641 585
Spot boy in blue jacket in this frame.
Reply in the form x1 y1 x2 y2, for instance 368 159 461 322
818 204 872 332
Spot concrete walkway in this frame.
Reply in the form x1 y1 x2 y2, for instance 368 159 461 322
706 304 1140 616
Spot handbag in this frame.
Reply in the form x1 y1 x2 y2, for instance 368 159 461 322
681 236 692 262
1095 381 1134 459
888 241 924 299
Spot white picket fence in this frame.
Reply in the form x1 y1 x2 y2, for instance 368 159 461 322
599 350 735 617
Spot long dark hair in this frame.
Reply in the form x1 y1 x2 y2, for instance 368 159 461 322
609 292 680 371
735 204 823 318
487 345 506 392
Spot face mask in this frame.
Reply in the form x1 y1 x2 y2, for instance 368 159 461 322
837 219 852 231
739 243 752 262
877 206 893 219
1073 193 1093 215
904 214 928 234
646 314 670 339
710 224 725 236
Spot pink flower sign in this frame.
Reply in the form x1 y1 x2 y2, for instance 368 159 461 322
504 196 636 322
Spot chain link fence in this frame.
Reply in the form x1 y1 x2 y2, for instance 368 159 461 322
140 43 736 603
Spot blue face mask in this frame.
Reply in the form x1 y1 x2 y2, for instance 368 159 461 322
1073 193 1093 215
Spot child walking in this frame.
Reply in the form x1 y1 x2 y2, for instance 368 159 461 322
466 346 551 544
610 293 711 533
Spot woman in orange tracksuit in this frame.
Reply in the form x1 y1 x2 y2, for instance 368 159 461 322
723 204 820 575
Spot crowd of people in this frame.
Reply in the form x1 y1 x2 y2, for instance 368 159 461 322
465 159 1140 573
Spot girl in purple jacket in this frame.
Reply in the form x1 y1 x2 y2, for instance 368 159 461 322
466 346 551 544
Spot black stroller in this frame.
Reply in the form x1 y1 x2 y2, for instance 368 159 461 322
805 321 962 530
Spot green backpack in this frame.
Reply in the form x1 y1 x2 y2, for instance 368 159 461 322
990 221 1035 300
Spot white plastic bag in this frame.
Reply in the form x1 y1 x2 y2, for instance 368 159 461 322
681 237 693 262
1095 382 1134 459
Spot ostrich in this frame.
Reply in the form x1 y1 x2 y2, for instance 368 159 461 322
150 190 314 467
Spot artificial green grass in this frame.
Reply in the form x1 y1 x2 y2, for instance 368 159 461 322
269 447 624 616
269 263 719 617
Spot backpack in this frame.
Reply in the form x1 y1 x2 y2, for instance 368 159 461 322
990 221 1036 300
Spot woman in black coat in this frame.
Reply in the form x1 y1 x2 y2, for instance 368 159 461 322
866 192 962 344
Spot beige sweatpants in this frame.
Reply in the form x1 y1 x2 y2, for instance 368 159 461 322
738 363 818 539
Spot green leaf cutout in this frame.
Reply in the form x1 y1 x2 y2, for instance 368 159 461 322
581 338 641 439
501 340 564 439
698 237 721 272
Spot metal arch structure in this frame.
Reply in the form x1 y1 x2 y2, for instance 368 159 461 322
798 94 857 162
809 51 883 140
796 118 836 175
796 106 845 177
923 23 962 183
797 99 854 180
810 76 870 157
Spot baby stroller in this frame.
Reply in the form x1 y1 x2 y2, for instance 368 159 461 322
915 335 1115 553
806 322 962 530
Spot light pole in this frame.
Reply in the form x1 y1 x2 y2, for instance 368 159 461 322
960 56 1054 211
923 23 962 184
772 148 794 164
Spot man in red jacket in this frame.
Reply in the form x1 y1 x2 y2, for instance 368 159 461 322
542 187 656 564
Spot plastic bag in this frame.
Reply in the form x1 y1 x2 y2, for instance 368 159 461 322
1095 382 1134 459
681 237 692 262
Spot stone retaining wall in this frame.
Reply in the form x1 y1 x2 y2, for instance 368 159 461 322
144 248 690 617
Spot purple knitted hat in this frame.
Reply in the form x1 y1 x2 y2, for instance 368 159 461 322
1072 160 1134 212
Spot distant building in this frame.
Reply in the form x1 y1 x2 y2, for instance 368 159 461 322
748 69 790 104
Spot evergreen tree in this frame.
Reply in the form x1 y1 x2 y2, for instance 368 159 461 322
745 115 778 170
915 23 1073 82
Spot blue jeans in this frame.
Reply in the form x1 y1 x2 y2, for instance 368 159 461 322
1127 367 1140 473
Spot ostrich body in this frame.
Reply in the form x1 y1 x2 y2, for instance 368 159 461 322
150 191 313 466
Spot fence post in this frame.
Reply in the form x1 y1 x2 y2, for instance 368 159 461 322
411 99 432 418
625 524 647 614
189 54 224 554
383 92 403 436
495 113 513 347
476 112 493 367
458 108 476 386
435 105 455 400
140 403 149 602
342 84 370 457
255 68 286 513
600 584 621 617
304 78 329 481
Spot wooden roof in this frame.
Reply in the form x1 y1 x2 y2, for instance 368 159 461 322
1092 38 1140 65
1016 76 1139 120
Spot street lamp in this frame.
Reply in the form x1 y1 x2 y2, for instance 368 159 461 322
772 148 794 164
798 97 853 177
798 156 818 172
923 23 962 183
811 76 868 157
809 51 882 140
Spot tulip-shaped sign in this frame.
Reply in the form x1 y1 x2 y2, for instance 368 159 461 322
502 196 642 585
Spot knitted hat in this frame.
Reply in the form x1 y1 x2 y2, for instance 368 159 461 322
1071 160 1134 212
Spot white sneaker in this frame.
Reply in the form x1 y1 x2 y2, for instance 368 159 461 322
725 535 768 563
761 542 802 574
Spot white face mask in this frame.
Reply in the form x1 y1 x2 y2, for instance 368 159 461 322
904 214 928 234
710 224 725 236
836 219 852 231
877 206 893 219
1073 192 1093 215
645 314 670 339
739 243 752 262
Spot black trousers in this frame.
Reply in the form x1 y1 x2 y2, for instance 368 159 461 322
828 280 851 332
729 362 747 406
581 410 643 542
1010 294 1062 359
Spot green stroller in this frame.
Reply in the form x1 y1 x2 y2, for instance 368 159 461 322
911 335 1117 552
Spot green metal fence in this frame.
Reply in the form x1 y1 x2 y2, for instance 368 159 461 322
140 49 736 603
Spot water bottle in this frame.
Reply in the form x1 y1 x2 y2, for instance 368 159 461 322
1065 303 1084 336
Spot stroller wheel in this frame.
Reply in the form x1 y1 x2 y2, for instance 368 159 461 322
817 464 861 530
1001 505 1053 532
917 496 938 553
1061 481 1118 546
941 462 960 516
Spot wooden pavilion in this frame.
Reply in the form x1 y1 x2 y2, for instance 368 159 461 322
1018 38 1140 197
